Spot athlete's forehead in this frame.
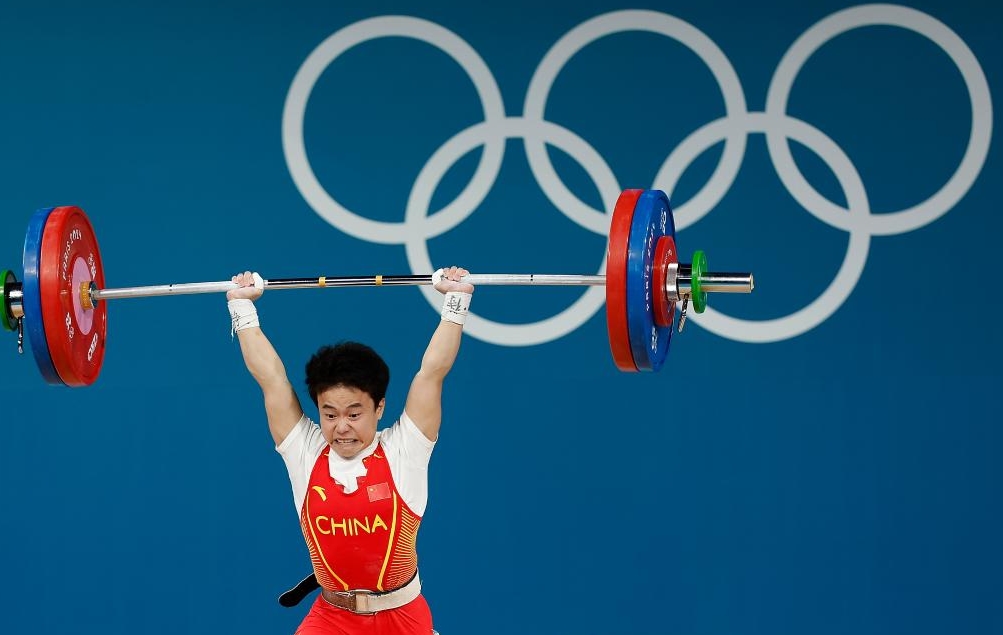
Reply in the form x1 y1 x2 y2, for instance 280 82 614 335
317 384 377 410
320 401 363 409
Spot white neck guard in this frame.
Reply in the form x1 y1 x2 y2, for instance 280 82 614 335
326 435 379 494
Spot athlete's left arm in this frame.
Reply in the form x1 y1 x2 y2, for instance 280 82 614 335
404 267 474 442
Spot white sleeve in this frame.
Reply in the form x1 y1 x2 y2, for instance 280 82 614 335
276 414 327 514
380 410 436 517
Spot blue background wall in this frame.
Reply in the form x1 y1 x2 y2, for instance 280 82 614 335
2 1 1000 634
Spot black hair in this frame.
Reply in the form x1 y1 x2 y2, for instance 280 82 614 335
305 341 390 407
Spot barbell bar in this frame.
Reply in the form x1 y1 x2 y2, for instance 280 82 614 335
81 270 748 300
2 189 754 386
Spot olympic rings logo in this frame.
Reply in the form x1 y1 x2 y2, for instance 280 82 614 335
282 5 992 345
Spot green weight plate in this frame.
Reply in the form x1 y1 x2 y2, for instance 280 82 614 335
691 250 708 313
1 269 15 331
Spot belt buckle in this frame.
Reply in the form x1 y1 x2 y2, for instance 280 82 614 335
353 591 373 614
334 590 374 615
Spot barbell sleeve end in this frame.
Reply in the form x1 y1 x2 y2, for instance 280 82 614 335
677 270 755 294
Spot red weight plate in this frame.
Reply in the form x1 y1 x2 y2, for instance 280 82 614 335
38 206 107 386
652 235 677 328
605 189 644 372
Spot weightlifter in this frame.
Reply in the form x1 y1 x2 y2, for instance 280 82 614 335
226 266 473 635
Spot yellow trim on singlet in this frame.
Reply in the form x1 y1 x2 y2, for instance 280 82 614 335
305 489 349 591
376 491 399 591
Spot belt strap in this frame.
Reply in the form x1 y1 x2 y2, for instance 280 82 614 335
321 572 422 615
278 573 320 608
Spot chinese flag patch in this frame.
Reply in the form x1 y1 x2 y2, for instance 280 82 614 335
367 482 391 502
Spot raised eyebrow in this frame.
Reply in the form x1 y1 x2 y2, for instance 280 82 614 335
320 403 365 410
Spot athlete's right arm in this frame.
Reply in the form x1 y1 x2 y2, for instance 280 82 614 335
228 271 304 445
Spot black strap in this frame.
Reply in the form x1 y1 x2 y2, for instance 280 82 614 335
278 573 320 608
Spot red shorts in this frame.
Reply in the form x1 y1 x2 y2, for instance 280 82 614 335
295 593 434 635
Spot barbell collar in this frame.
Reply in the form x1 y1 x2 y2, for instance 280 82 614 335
7 286 24 320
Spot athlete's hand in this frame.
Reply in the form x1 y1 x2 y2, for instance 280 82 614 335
434 266 474 294
227 271 264 301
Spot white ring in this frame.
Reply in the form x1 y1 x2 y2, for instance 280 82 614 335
524 10 749 232
670 113 871 342
282 16 506 244
765 4 993 235
406 117 619 345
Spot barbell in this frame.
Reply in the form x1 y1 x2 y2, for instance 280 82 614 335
1 189 754 386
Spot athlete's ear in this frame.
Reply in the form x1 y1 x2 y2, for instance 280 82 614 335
376 398 386 419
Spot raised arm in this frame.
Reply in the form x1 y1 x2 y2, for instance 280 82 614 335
404 266 474 441
228 271 304 445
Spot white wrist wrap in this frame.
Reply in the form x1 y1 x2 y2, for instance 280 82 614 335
228 299 260 335
440 291 472 325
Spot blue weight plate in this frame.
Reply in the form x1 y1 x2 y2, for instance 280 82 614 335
625 190 675 372
23 207 63 385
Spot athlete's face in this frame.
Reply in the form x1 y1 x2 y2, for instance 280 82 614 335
317 384 385 459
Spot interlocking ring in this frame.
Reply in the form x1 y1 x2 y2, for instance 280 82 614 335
283 6 992 346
